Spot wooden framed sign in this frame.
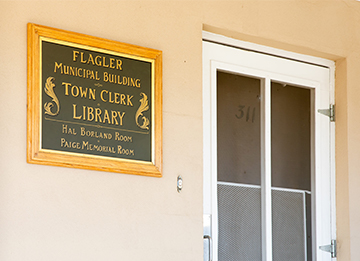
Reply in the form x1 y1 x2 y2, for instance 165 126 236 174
27 23 162 177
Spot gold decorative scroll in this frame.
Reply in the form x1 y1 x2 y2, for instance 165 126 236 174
43 77 60 116
135 92 150 130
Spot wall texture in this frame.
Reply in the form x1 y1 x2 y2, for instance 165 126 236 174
0 1 359 260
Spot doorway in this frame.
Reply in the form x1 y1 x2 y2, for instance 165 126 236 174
203 33 336 261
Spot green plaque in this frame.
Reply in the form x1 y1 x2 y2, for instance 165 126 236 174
28 24 162 177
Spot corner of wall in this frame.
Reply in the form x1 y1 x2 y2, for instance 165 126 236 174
334 57 351 261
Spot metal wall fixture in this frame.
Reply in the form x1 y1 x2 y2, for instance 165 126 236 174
318 104 335 122
177 175 183 192
319 239 337 258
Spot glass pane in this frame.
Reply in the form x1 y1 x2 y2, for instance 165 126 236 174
271 82 312 261
217 71 261 261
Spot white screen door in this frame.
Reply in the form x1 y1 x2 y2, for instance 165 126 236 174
203 34 336 261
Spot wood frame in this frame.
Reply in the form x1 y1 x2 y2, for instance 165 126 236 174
27 23 162 177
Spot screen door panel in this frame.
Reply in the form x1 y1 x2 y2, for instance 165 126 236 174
217 71 261 185
271 82 312 261
217 71 261 260
271 82 311 191
218 184 261 261
272 189 306 261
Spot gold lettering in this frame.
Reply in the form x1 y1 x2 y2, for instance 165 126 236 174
73 106 126 126
103 110 111 124
117 75 122 85
120 94 126 105
87 53 95 65
81 127 85 136
82 106 86 120
100 90 108 102
114 93 120 104
79 87 88 98
67 128 76 135
109 74 114 83
71 52 124 72
103 72 109 82
89 70 95 80
61 124 77 135
62 124 68 133
54 62 63 73
127 95 133 106
116 59 122 70
62 82 71 96
80 52 86 63
61 138 66 147
103 57 109 68
117 145 134 155
73 51 79 62
109 92 114 103
111 111 118 125
118 111 125 125
82 140 89 149
63 65 69 75
95 108 102 122
95 56 102 66
87 107 94 121
72 104 82 119
130 78 135 87
110 58 115 69
71 85 79 97
89 88 96 100
114 132 132 142
69 66 75 76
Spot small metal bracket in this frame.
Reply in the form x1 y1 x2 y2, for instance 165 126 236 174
319 239 336 258
177 175 183 192
318 104 335 122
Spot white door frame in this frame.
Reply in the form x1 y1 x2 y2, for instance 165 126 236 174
202 32 336 261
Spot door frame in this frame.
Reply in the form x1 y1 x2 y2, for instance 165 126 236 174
202 31 336 261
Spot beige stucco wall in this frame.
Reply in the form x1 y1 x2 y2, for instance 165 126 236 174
1 0 359 260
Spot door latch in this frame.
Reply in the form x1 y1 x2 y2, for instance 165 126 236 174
319 239 336 258
203 214 212 261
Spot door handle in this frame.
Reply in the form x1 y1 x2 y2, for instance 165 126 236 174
204 235 212 261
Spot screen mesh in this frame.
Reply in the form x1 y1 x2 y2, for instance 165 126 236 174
218 183 261 261
272 189 306 261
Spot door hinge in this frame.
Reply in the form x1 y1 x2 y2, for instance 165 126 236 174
318 104 335 122
319 239 337 258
